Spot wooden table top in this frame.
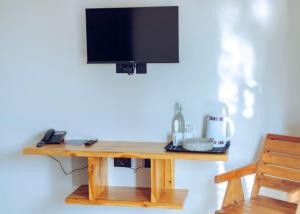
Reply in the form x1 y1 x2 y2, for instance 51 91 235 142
23 140 228 161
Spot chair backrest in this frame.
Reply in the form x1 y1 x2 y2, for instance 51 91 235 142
252 134 300 197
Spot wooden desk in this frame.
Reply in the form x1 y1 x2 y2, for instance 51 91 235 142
23 141 228 209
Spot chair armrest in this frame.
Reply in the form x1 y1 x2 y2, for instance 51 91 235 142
288 188 300 214
215 163 257 183
288 188 300 203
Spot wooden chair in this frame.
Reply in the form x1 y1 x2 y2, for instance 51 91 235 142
215 134 300 214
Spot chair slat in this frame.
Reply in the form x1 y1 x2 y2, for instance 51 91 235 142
256 174 300 192
251 196 297 213
267 134 300 143
262 152 300 170
216 196 297 214
264 140 300 156
258 164 300 182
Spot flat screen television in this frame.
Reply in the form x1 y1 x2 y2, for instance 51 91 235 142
85 6 179 74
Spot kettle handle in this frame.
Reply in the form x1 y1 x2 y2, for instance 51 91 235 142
224 117 235 142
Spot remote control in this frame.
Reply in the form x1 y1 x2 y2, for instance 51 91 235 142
84 139 97 146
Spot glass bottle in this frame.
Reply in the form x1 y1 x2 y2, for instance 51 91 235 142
172 103 185 146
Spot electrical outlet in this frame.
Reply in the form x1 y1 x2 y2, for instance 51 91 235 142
114 158 132 168
144 159 151 168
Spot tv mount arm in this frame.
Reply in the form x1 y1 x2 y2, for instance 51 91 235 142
116 63 147 75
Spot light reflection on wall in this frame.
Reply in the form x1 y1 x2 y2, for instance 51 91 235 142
216 161 227 208
218 31 256 116
243 89 255 118
215 0 273 208
252 0 271 22
244 174 255 198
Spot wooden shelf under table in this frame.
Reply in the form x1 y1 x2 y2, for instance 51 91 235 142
65 185 188 209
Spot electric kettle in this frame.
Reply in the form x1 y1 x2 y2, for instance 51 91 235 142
206 115 234 147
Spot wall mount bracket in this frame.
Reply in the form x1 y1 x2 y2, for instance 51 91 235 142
116 63 147 75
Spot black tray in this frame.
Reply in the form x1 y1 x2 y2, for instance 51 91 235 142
165 141 230 154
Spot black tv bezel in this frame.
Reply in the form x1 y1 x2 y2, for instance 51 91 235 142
85 6 180 64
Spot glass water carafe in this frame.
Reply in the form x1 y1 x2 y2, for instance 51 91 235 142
172 103 185 146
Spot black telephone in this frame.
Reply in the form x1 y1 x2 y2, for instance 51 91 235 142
36 129 67 147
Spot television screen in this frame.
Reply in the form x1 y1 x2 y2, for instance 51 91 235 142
86 6 179 63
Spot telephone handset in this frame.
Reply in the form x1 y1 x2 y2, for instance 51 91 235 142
36 129 67 147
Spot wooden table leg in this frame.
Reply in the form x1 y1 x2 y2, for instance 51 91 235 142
151 159 174 202
88 157 108 201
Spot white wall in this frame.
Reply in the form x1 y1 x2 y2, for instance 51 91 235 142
0 0 299 213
